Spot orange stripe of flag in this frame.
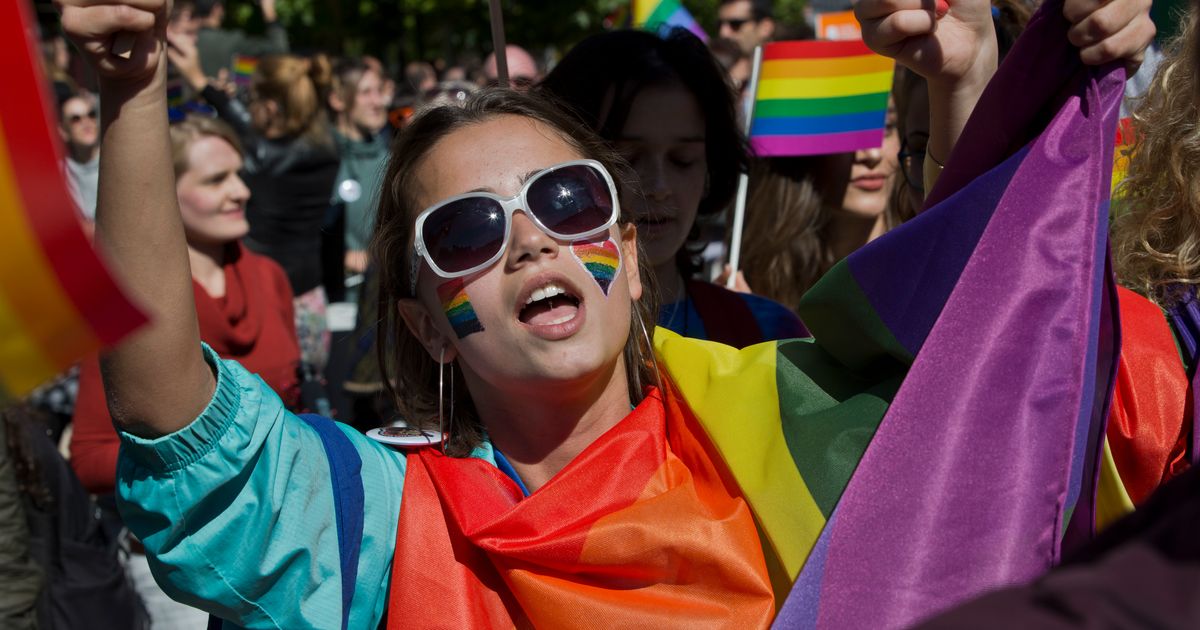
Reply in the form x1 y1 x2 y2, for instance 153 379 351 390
760 54 893 79
0 122 102 369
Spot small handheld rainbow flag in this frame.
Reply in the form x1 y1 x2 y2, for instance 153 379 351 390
1112 116 1134 193
634 0 708 42
232 54 258 88
749 40 894 157
0 0 147 398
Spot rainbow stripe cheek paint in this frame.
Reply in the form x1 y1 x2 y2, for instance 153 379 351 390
571 237 622 296
437 278 485 339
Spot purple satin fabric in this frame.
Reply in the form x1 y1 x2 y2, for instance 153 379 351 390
773 1 1125 627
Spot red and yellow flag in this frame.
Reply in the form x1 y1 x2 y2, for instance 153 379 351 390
0 1 147 397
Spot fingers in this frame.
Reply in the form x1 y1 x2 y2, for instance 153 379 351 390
860 10 938 53
1066 0 1151 47
61 4 156 40
1078 14 1155 66
856 0 939 21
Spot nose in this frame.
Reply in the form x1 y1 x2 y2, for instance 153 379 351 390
229 173 251 203
506 211 558 267
638 158 672 202
856 145 883 168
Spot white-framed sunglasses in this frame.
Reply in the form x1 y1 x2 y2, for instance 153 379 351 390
409 159 620 294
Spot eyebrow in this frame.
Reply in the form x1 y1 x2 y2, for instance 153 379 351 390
617 135 705 142
464 168 545 194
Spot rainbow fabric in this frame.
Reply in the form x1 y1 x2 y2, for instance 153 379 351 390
750 40 893 157
571 238 620 295
232 55 258 88
0 0 147 398
777 2 1123 625
1112 116 1134 193
436 278 483 339
633 0 708 42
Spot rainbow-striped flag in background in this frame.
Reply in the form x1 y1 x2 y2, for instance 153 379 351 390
1112 116 1134 193
232 54 258 88
750 40 893 156
634 0 708 42
0 0 147 398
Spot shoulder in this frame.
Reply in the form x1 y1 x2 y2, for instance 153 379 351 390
238 245 295 297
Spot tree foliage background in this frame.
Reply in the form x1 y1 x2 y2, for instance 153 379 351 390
229 0 812 69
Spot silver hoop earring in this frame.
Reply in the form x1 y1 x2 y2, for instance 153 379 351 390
438 346 448 453
636 310 664 395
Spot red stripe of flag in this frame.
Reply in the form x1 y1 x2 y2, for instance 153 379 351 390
0 0 147 344
763 39 873 60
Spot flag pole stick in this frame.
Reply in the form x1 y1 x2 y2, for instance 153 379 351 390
488 0 510 87
726 44 763 288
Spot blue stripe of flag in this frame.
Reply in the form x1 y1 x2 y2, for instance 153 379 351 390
751 110 885 136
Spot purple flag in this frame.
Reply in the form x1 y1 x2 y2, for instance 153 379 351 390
775 1 1124 627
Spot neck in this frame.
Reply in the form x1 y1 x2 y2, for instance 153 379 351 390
827 210 887 261
470 355 633 493
187 241 228 297
337 118 366 142
69 143 98 164
655 262 686 304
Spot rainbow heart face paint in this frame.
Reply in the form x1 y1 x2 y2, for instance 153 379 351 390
437 278 485 339
571 237 622 296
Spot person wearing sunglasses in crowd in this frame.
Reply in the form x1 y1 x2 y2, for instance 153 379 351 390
58 0 1152 626
58 90 100 223
718 0 777 56
541 29 807 347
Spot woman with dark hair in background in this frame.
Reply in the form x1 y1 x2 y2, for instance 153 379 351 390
540 29 806 347
167 33 339 372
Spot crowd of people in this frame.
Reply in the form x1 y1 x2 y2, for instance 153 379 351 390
4 0 1198 627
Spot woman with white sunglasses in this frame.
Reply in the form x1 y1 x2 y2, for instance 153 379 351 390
59 0 1154 626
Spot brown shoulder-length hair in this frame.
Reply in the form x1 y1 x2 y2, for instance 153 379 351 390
252 54 334 146
371 88 660 457
1113 8 1200 304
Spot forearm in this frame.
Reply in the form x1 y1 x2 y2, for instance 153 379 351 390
925 40 997 168
95 63 213 437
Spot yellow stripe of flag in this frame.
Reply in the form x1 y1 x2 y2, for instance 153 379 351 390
0 282 59 394
757 70 893 100
654 329 826 593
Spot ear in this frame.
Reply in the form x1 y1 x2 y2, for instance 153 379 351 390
59 125 69 143
329 90 346 114
619 223 643 301
760 18 776 41
397 298 458 364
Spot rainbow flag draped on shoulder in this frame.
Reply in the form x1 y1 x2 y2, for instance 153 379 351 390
359 1 1120 627
0 0 147 398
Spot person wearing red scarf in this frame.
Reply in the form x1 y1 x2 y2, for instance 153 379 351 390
70 116 300 495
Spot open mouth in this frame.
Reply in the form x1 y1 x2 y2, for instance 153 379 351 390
518 282 582 327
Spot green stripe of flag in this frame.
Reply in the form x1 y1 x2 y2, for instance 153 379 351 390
645 0 679 27
775 340 902 517
755 92 889 119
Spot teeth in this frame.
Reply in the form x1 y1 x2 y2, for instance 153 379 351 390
525 283 567 305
